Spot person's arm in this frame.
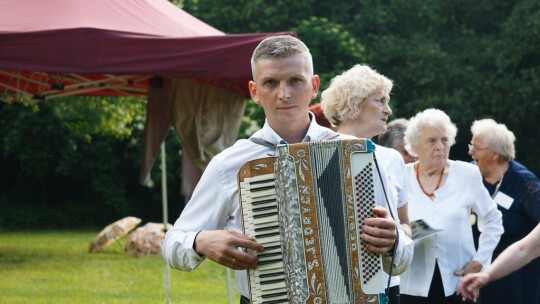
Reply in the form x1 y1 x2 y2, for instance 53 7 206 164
396 156 412 238
454 166 503 278
362 206 413 275
469 168 504 268
457 223 540 302
163 155 263 271
486 223 540 280
398 204 412 237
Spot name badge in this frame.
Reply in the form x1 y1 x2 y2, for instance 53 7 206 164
494 191 514 209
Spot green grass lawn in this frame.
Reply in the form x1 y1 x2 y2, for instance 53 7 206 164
0 231 241 303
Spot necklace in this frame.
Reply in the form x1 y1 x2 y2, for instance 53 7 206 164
491 163 509 199
415 162 445 198
491 174 504 199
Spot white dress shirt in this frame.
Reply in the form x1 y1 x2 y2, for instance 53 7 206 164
400 160 503 297
163 114 413 298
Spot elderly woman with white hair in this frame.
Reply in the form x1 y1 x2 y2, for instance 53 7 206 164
321 64 414 304
399 109 503 304
467 119 540 304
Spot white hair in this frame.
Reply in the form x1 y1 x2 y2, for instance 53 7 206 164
320 64 393 126
404 108 457 155
471 118 516 161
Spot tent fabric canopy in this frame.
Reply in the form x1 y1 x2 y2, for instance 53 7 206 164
0 0 222 37
0 0 290 102
0 0 290 184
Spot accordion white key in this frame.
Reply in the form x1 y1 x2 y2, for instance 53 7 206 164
239 139 388 304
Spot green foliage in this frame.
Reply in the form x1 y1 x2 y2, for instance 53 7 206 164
183 0 540 173
0 97 181 229
53 96 145 141
293 17 366 93
239 100 264 139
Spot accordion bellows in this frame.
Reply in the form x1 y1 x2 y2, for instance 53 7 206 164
239 139 388 304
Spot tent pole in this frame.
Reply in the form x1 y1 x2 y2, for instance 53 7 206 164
161 141 171 304
226 267 233 304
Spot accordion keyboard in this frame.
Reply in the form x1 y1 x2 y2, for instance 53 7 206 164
240 173 289 304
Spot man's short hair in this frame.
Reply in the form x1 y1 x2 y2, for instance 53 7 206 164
251 35 313 79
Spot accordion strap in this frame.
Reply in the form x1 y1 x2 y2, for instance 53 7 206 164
319 132 340 141
249 131 340 149
249 137 276 148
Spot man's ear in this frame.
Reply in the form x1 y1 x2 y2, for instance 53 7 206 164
311 75 320 99
249 81 260 104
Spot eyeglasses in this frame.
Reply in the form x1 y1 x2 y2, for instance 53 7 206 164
468 143 488 151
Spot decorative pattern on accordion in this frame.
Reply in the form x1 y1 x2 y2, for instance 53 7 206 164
239 139 388 304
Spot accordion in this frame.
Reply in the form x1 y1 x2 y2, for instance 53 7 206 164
238 139 388 304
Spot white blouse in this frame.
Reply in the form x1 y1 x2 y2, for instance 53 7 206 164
375 144 411 209
400 160 503 297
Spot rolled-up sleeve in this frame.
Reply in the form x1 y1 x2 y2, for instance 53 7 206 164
163 229 205 271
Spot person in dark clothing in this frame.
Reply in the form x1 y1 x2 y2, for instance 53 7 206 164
469 118 540 304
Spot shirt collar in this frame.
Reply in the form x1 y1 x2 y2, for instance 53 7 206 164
256 112 334 145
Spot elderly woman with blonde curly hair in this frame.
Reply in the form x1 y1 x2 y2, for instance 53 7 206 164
321 64 414 304
466 119 540 304
399 109 503 304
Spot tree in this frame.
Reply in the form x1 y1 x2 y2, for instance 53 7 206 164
181 0 540 173
0 96 181 228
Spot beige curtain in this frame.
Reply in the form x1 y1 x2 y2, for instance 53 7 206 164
139 85 171 184
168 77 246 199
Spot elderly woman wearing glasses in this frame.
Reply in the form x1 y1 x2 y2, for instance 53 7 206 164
467 118 540 304
399 109 503 304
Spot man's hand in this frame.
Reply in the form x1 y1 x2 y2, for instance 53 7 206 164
194 230 264 270
457 272 489 302
361 206 397 255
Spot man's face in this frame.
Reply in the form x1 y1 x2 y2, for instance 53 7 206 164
249 54 319 129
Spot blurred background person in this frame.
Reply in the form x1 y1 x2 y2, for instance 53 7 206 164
468 118 540 304
400 108 503 304
309 102 335 130
320 64 414 304
378 118 417 164
457 223 540 302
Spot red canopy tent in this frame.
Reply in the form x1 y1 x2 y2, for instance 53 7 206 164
0 0 289 182
0 0 283 97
